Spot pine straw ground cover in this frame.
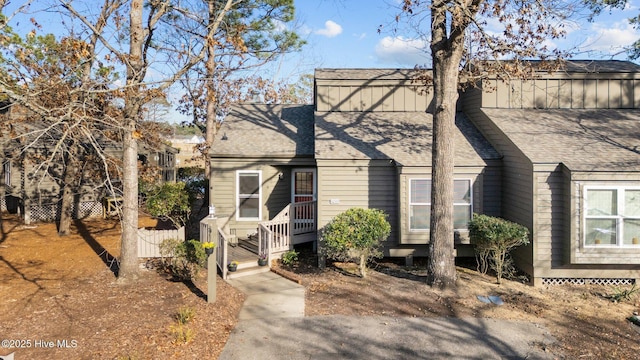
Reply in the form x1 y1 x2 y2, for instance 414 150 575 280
0 214 243 359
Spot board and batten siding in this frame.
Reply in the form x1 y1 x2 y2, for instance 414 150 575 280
316 160 398 247
209 158 293 238
481 76 640 109
316 82 432 112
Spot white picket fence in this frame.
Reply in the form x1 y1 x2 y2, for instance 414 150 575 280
137 226 186 257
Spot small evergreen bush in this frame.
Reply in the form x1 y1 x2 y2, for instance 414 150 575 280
281 250 299 267
159 238 206 280
468 214 529 284
322 208 391 278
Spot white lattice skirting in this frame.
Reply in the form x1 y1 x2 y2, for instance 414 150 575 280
29 201 103 222
542 278 636 286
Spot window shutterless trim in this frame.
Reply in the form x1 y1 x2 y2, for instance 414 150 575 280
408 178 473 232
236 170 262 221
583 186 640 248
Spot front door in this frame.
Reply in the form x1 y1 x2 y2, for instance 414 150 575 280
291 169 316 233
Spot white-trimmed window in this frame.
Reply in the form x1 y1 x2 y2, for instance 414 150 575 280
584 187 640 247
236 170 262 221
409 179 472 231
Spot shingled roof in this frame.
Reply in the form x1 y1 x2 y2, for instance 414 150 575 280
212 104 314 158
314 111 500 166
481 108 640 171
551 60 640 73
316 61 640 82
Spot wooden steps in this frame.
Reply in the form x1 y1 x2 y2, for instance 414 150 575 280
226 258 270 279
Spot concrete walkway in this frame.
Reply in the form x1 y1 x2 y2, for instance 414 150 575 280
220 271 558 360
224 270 305 320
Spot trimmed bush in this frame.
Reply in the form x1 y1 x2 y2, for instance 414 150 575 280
468 214 529 284
322 208 391 278
159 238 206 280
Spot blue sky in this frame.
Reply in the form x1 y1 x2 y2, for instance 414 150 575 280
268 0 640 82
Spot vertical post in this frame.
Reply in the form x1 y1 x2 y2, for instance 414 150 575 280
207 253 216 304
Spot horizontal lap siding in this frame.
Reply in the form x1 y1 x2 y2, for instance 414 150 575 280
210 159 291 238
481 165 502 217
317 161 398 246
464 105 535 275
533 170 565 271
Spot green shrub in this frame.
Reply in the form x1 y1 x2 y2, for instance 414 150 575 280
281 250 299 267
468 214 530 284
159 238 206 280
145 182 191 229
322 207 391 278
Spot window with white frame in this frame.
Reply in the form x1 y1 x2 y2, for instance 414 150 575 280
409 179 472 231
236 171 261 220
3 161 10 186
584 187 640 247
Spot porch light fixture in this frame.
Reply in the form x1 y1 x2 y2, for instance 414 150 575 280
208 205 216 219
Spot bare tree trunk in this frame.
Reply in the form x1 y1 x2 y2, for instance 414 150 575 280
58 145 79 236
202 1 217 212
427 0 466 289
118 0 144 281
203 0 234 179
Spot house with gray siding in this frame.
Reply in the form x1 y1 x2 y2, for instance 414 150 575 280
462 60 640 286
209 60 640 286
0 104 179 224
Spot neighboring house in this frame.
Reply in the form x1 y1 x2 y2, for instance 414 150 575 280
0 105 179 224
169 134 205 168
209 61 640 286
139 142 179 183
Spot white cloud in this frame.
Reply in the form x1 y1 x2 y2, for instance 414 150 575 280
374 36 429 66
271 19 287 32
582 21 640 54
315 20 343 38
354 32 367 40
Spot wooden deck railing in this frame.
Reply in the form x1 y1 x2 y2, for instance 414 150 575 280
292 200 316 235
258 201 316 261
217 227 230 279
258 223 272 266
200 218 230 279
260 216 291 253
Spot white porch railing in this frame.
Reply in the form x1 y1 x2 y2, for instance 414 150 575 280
292 200 316 235
258 223 272 267
217 227 230 279
258 201 316 260
260 215 291 253
200 218 230 279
